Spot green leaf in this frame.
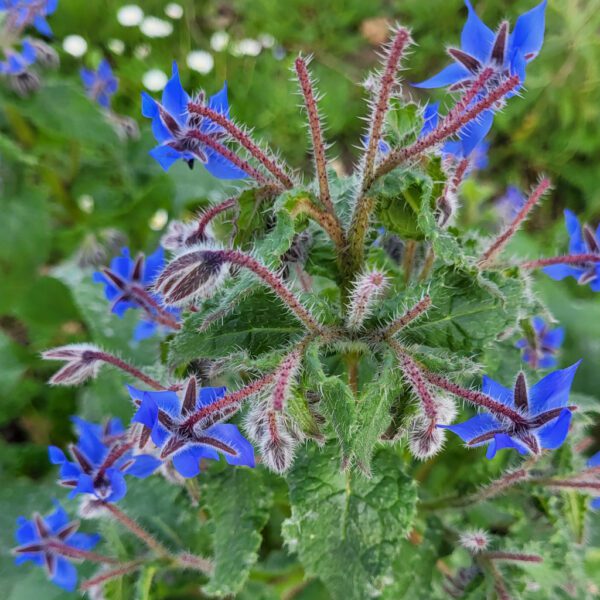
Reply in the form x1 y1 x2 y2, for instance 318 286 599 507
283 444 418 600
169 288 304 363
351 352 403 474
303 345 355 463
202 466 274 597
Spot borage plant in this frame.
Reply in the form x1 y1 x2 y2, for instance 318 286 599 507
22 1 600 598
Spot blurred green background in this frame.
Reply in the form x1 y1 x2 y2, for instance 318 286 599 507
1 0 599 595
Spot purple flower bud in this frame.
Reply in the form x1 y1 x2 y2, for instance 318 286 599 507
154 246 229 307
459 529 490 553
42 344 103 386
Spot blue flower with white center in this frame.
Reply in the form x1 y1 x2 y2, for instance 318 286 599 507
129 376 255 478
588 452 600 510
439 363 580 459
420 100 490 165
141 61 247 178
93 246 180 339
0 0 57 37
81 59 118 108
48 416 161 503
543 209 600 291
13 501 100 592
516 317 564 369
414 0 547 91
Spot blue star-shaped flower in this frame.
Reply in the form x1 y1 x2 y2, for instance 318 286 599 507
420 100 491 164
0 39 36 75
440 363 580 459
129 377 255 478
81 59 118 109
93 246 180 339
13 501 100 592
414 0 547 91
543 209 600 291
48 417 161 503
496 185 526 221
0 0 58 37
141 61 247 178
516 317 564 369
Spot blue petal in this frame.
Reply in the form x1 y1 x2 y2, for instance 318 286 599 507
162 62 189 126
67 532 100 551
33 15 53 37
543 327 564 349
461 0 495 61
131 391 159 429
207 82 230 116
134 319 157 341
486 433 529 459
51 557 78 592
15 516 38 545
588 451 600 469
104 469 128 502
412 63 470 89
196 386 227 409
538 408 572 449
203 146 248 180
80 68 95 88
45 501 70 533
458 109 494 156
509 0 547 60
76 429 107 467
149 145 184 171
564 209 586 255
141 93 172 143
130 387 181 417
70 474 96 498
591 498 600 510
538 355 557 369
528 361 581 415
532 316 545 334
542 264 583 281
172 447 202 477
125 454 162 478
203 424 256 467
419 101 440 138
143 246 166 285
439 413 502 444
98 59 113 81
48 446 67 465
481 375 514 407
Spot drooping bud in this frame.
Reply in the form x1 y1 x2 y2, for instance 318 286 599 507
10 70 41 96
408 413 445 460
154 246 229 306
161 220 203 252
245 401 299 474
459 529 490 554
42 344 103 386
346 270 389 330
271 350 302 412
29 39 60 68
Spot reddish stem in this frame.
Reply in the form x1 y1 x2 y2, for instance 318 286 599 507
186 130 271 185
361 27 412 191
214 249 322 331
478 178 551 267
542 479 600 491
294 57 336 219
422 369 527 426
130 285 181 330
485 551 543 563
195 197 237 240
182 372 276 431
186 103 294 189
90 351 169 391
80 560 144 590
446 67 494 122
381 295 432 337
45 541 120 565
373 75 520 181
521 254 600 269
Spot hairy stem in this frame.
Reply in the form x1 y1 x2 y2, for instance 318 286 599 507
290 197 346 250
520 254 600 270
44 541 120 565
186 103 294 188
103 503 170 558
380 295 431 337
90 351 171 391
216 249 323 331
360 26 412 192
484 551 542 563
478 178 551 267
195 196 237 241
186 130 272 186
80 560 145 590
294 57 337 219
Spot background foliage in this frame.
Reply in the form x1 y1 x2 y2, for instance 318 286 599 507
1 0 600 598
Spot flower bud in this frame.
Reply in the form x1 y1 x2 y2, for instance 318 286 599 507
408 414 445 460
459 529 490 554
42 344 103 386
154 246 229 306
346 270 389 330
